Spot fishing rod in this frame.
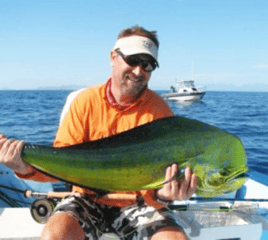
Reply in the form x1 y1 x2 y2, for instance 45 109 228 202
0 184 26 194
0 185 31 207
25 190 268 224
24 190 141 201
0 191 20 207
25 190 145 224
190 197 268 202
25 190 268 203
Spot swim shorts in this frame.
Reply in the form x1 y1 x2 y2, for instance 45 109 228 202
53 195 183 240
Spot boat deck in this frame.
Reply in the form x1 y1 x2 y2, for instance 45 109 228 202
1 171 268 240
1 205 267 240
0 207 119 240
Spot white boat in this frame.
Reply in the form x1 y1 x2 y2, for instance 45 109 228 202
162 80 206 102
0 169 268 240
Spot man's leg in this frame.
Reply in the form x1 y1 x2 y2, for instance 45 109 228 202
39 196 107 240
40 212 85 240
151 226 188 240
112 205 188 240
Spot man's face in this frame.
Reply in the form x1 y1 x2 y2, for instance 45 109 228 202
110 50 152 99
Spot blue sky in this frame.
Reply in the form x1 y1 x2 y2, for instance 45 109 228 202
1 0 268 91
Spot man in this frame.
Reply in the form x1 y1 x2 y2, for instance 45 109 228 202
0 25 197 240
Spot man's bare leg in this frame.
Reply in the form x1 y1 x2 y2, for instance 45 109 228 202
39 212 85 240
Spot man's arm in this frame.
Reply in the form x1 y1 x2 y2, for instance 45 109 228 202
0 134 34 175
0 134 57 182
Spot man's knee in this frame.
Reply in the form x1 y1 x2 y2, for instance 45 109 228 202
151 226 188 240
39 212 85 240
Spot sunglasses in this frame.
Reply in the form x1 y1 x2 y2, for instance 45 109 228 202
116 50 157 72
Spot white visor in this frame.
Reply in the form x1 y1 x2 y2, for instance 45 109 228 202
113 36 158 66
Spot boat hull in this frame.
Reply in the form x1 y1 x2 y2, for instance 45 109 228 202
162 92 206 102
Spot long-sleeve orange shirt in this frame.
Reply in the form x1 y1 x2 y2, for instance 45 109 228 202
18 78 174 208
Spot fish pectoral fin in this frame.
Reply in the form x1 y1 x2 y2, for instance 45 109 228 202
143 174 184 189
162 172 185 186
143 180 164 189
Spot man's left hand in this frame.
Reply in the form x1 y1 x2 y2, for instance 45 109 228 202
156 164 197 202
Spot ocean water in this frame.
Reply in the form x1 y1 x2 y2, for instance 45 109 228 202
0 90 267 175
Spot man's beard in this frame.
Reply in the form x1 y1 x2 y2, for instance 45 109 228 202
119 73 147 98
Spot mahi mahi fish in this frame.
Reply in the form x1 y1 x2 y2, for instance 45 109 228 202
21 116 248 197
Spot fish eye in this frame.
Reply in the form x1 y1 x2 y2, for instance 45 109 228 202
220 169 229 176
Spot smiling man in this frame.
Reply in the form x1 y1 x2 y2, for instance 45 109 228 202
111 35 158 102
0 25 197 240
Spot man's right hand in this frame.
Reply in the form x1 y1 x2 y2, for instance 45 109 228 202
0 134 34 175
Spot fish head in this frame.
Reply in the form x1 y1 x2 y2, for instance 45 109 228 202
194 136 249 197
194 165 248 197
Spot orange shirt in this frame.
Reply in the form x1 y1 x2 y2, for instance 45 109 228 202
19 79 174 208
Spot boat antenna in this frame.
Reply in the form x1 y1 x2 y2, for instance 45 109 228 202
191 60 194 80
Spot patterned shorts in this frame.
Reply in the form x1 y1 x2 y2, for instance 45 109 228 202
53 195 183 240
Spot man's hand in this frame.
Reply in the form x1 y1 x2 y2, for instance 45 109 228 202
0 134 34 175
156 163 197 202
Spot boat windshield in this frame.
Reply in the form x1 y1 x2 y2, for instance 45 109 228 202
177 81 195 88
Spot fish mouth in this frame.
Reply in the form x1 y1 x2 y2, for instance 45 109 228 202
205 168 247 185
219 172 248 195
235 172 247 179
197 168 249 197
226 170 248 183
